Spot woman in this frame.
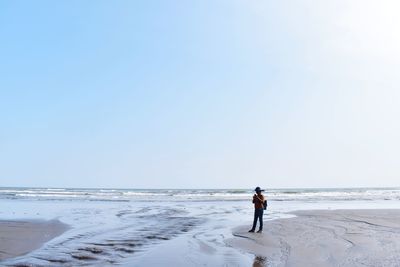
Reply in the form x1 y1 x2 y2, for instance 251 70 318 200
248 186 265 233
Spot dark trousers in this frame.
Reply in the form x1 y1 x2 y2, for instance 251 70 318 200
251 208 264 231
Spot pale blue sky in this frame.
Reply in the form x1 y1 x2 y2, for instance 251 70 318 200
1 1 400 188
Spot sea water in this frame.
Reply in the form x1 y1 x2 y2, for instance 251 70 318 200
0 187 399 266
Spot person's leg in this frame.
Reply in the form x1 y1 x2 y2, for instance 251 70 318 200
249 209 258 232
258 209 264 231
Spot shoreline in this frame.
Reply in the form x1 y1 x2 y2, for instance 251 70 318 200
228 209 400 266
0 219 69 261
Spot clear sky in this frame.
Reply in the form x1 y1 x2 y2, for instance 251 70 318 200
1 0 400 189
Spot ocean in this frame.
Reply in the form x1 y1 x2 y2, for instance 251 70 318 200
2 187 400 202
1 187 399 266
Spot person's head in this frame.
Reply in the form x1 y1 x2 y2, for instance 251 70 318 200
255 187 263 194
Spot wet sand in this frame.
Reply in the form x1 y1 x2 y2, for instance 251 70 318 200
0 219 69 261
3 209 400 266
229 209 400 267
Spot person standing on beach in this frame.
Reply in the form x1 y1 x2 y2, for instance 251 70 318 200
249 187 265 233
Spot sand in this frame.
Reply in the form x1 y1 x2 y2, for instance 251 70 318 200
229 209 400 267
2 210 400 266
0 219 69 261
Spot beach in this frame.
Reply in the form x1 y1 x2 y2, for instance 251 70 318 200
2 209 400 266
0 219 68 261
1 187 400 266
229 209 400 267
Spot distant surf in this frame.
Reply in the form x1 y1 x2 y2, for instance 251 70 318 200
1 187 399 202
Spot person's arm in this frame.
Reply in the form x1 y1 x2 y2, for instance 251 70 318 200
255 194 264 202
